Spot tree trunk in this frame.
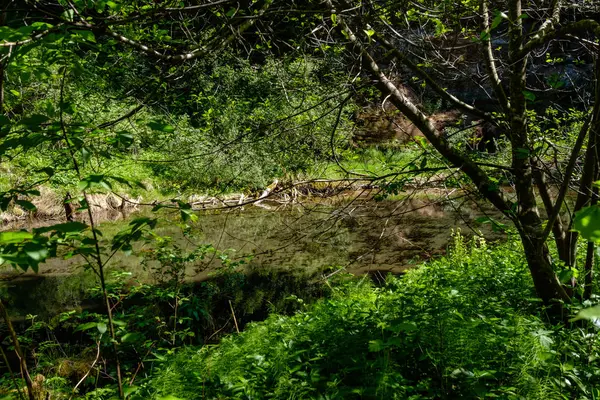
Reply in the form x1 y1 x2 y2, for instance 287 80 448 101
520 231 570 313
0 300 35 400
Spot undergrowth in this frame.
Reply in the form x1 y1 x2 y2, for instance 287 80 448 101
138 232 600 399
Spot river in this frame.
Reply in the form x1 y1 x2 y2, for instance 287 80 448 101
0 191 507 318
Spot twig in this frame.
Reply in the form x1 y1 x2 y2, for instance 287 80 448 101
69 337 102 400
228 300 240 334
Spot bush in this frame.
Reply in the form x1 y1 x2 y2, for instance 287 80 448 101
139 232 600 399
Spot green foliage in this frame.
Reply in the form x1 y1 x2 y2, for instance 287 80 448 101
138 55 353 191
141 233 600 399
573 205 600 243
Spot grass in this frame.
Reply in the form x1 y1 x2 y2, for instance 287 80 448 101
308 146 426 180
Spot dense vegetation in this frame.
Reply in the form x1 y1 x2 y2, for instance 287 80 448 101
141 234 600 399
1 0 600 399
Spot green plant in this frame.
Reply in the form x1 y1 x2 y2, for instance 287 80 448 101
140 233 600 399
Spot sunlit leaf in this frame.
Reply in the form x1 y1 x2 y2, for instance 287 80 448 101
573 206 600 242
97 322 107 334
147 121 175 133
0 231 33 244
570 305 600 322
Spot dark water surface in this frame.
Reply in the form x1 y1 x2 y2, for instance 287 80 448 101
0 194 506 317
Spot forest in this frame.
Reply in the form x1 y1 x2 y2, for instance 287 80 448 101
1 0 600 398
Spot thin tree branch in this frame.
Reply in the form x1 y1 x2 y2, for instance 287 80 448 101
480 0 510 115
329 1 514 219
375 34 493 122
519 19 600 60
541 113 592 242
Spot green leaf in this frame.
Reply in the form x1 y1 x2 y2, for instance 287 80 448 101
74 30 96 42
491 16 502 30
23 242 48 261
75 322 98 332
180 208 198 223
123 386 139 397
523 90 536 102
97 322 107 334
368 339 385 352
15 199 37 212
573 206 600 242
121 332 144 343
0 231 33 244
36 221 88 234
20 114 49 128
389 322 418 333
570 305 600 322
79 174 112 191
331 14 337 24
39 167 55 176
147 121 175 133
81 148 91 164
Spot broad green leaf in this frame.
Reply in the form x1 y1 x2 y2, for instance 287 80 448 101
23 242 48 261
523 90 536 102
97 322 107 334
121 332 144 343
0 231 33 244
39 167 55 176
123 386 139 397
81 147 91 164
388 322 418 333
570 305 600 322
75 322 98 332
36 221 88 234
15 199 37 212
74 30 96 42
79 174 112 191
368 339 384 352
20 114 49 128
573 206 600 242
180 208 198 223
147 121 175 133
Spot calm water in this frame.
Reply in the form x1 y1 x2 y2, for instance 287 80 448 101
0 194 506 317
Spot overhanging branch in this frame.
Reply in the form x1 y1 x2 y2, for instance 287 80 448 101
329 1 514 218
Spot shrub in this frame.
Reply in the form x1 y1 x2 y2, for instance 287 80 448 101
140 232 600 399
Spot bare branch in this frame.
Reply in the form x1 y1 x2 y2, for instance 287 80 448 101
541 113 592 242
480 0 510 115
329 1 514 218
104 0 273 61
376 34 494 122
519 19 600 60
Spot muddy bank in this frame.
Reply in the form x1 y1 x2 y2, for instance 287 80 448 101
0 187 143 229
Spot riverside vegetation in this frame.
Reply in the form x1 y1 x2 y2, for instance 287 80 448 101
2 0 600 399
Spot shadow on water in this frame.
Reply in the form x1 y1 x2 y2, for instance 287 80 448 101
0 195 507 319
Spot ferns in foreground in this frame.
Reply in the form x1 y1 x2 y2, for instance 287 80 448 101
141 233 600 399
